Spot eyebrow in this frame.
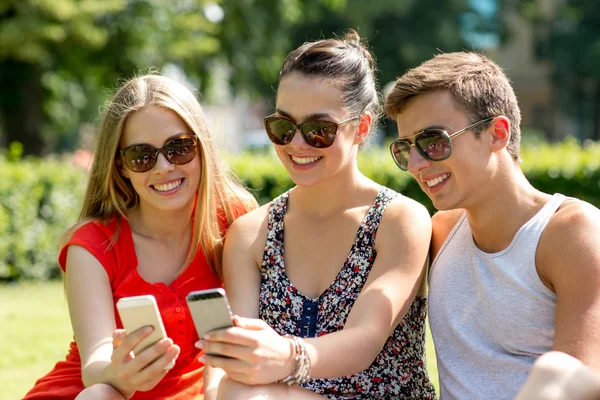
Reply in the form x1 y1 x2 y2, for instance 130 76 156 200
275 108 335 121
122 133 194 148
400 125 447 140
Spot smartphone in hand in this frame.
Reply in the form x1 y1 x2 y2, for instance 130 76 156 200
116 294 175 369
186 288 234 338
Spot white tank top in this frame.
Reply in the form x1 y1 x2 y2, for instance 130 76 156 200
429 193 567 400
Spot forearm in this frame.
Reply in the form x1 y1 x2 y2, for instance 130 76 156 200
304 326 385 379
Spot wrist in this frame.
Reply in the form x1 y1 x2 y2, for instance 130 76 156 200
277 335 312 386
281 335 296 380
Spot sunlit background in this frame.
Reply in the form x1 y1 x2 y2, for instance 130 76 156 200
2 1 600 398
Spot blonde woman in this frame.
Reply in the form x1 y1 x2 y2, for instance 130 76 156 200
23 75 257 400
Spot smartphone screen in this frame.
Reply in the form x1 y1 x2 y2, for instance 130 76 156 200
186 288 234 338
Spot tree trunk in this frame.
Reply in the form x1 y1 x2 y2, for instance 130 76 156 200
0 60 45 155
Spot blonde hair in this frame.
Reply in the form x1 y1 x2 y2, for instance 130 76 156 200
65 74 257 277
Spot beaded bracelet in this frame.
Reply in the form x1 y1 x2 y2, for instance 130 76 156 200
279 334 312 385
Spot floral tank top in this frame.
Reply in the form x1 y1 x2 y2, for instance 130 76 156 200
259 187 436 399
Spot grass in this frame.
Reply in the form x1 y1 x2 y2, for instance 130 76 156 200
1 281 439 399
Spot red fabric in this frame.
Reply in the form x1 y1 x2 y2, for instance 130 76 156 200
23 217 227 400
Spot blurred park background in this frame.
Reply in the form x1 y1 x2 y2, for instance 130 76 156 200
2 0 600 398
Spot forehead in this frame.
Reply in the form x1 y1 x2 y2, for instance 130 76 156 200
121 106 192 147
395 91 469 138
276 73 346 120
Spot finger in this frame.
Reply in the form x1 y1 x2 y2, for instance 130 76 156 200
201 353 252 375
130 338 174 369
113 329 127 349
202 326 262 347
198 340 257 362
232 316 269 330
113 326 154 359
130 345 180 388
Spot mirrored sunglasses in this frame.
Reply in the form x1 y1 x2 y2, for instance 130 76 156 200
119 135 198 173
263 115 358 148
389 117 494 171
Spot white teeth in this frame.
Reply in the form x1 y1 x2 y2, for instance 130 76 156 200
153 179 183 192
291 155 322 165
425 174 449 188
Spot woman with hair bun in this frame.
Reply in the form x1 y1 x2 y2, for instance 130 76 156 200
200 31 436 399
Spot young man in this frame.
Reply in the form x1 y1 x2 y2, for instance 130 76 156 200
384 52 600 399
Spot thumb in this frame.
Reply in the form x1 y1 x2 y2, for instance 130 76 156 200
113 329 127 348
233 315 269 330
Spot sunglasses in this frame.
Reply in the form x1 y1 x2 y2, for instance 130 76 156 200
119 135 198 173
263 115 358 148
389 117 494 171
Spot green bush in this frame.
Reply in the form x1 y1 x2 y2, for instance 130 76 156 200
2 139 599 281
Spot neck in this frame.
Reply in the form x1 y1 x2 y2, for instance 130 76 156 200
128 202 195 244
464 166 550 252
290 159 371 217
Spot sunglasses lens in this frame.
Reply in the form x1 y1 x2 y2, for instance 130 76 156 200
164 137 197 165
122 145 157 173
390 141 411 170
416 131 451 161
300 121 337 148
265 117 296 145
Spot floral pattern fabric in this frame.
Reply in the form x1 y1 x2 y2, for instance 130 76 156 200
259 187 436 399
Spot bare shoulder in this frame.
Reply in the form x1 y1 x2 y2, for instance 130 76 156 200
225 201 272 253
431 209 465 260
538 198 600 288
377 194 432 246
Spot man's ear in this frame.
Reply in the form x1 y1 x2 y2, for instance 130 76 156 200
489 116 510 153
354 112 373 145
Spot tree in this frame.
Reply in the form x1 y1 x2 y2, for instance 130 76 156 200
518 0 600 140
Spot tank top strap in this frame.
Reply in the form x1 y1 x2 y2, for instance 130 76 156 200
526 193 568 235
356 187 400 248
262 190 290 275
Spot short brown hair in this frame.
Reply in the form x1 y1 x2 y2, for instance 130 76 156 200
385 52 522 161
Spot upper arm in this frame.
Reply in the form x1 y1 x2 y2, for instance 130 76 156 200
345 197 432 339
538 200 600 370
222 204 270 319
64 245 117 371
430 209 463 261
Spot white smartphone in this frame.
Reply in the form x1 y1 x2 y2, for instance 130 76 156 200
116 294 175 368
186 288 234 339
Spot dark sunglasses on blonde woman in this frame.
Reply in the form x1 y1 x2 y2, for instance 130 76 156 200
389 117 494 171
119 135 198 173
264 115 358 148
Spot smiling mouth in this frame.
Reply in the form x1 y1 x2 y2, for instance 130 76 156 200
425 174 449 188
152 178 184 192
291 155 322 165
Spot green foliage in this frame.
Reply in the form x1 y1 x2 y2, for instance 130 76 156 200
2 140 600 281
0 155 86 281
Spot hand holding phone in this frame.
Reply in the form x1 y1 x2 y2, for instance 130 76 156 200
186 288 234 338
116 294 175 369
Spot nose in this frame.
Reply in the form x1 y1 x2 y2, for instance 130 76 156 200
407 146 431 175
153 152 175 174
288 127 310 148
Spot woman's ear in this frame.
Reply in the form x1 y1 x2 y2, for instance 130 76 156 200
354 113 373 145
489 116 510 153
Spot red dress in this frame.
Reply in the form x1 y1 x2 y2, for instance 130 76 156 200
23 217 223 399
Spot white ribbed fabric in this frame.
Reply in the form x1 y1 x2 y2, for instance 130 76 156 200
429 193 567 400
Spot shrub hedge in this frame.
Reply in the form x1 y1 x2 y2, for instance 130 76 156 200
2 138 599 281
